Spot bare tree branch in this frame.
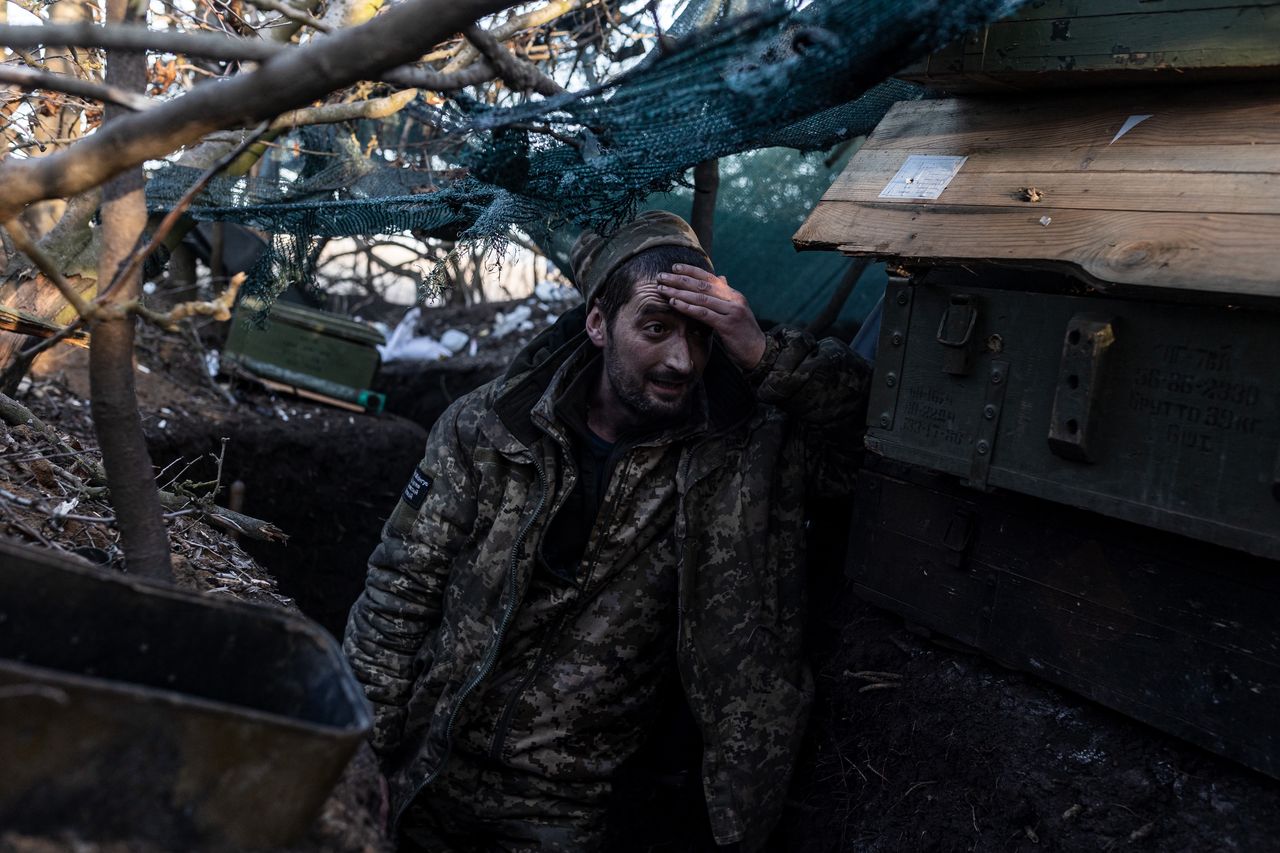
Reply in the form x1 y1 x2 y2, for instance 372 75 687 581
0 0 514 221
463 23 563 95
241 0 333 34
270 86 417 128
383 61 496 91
0 64 155 111
441 0 587 72
0 22 284 62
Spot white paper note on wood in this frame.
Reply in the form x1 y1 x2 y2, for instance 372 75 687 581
879 154 968 200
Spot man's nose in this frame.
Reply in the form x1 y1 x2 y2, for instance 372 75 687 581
663 333 694 375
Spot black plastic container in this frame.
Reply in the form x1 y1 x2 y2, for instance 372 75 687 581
0 538 372 848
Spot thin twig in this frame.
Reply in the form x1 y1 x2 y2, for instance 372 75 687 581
271 88 418 129
463 24 564 95
241 0 332 33
212 436 229 497
0 22 284 62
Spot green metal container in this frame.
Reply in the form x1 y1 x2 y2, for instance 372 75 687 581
865 271 1280 561
223 300 386 411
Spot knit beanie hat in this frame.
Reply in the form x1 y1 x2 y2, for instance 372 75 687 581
568 211 711 307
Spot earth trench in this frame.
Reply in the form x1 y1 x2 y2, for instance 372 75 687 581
132 342 1280 853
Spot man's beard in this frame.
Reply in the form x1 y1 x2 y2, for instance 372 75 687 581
603 341 695 426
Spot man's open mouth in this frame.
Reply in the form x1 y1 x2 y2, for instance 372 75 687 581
648 376 689 395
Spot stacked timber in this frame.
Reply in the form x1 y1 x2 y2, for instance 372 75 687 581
795 1 1280 783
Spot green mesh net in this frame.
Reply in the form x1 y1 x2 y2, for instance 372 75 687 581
145 0 1026 313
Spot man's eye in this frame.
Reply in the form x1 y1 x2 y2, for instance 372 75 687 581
645 323 666 335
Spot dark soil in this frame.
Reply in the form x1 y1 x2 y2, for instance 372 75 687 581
145 398 427 637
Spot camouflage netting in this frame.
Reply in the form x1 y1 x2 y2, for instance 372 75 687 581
145 0 1025 314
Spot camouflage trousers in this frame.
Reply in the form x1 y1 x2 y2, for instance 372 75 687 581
398 753 610 852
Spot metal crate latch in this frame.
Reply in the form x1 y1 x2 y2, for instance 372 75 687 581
1048 314 1116 463
936 294 978 376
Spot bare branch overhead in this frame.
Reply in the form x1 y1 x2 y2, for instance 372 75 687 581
442 0 588 72
241 0 334 34
0 0 514 221
382 60 497 91
0 22 284 62
270 87 418 129
463 24 564 95
0 65 155 112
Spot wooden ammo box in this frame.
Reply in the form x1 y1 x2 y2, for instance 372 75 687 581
899 0 1280 92
797 8 1280 779
222 300 386 412
850 457 1280 780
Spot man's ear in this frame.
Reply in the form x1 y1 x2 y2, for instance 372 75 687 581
585 303 607 348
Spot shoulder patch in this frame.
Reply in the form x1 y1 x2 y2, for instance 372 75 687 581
402 467 433 511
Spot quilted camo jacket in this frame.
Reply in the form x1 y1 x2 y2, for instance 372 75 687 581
344 306 871 849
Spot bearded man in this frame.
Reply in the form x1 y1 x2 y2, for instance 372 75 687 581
344 211 871 851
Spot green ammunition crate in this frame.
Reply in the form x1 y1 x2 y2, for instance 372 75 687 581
222 301 385 410
899 0 1280 92
866 274 1280 560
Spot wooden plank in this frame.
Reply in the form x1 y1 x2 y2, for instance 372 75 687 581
795 87 1280 294
981 7 1280 70
866 87 1280 152
832 145 1280 176
822 163 1280 215
795 203 1280 295
899 1 1280 91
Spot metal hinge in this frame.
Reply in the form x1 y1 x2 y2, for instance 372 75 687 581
1047 314 1116 463
873 275 914 432
968 360 1009 490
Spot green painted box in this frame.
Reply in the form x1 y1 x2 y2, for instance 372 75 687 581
222 300 385 410
866 273 1280 560
899 0 1280 92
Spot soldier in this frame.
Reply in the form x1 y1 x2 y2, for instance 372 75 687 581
344 211 871 851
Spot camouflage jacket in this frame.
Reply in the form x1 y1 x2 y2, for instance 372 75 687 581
344 305 870 848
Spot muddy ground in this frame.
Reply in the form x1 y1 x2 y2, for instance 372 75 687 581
6 301 1279 851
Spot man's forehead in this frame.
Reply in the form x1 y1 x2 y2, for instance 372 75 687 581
626 281 674 314
634 297 678 318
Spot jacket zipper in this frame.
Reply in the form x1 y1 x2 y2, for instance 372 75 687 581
487 607 571 762
485 452 634 762
393 451 549 829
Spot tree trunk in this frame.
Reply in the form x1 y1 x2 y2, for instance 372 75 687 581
691 158 719 260
91 0 172 581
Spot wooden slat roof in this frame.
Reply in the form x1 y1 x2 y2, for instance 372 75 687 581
794 84 1280 296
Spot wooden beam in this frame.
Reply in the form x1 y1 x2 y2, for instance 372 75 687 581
795 203 1280 295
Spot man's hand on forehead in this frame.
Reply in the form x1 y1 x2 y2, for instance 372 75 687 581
656 264 767 372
